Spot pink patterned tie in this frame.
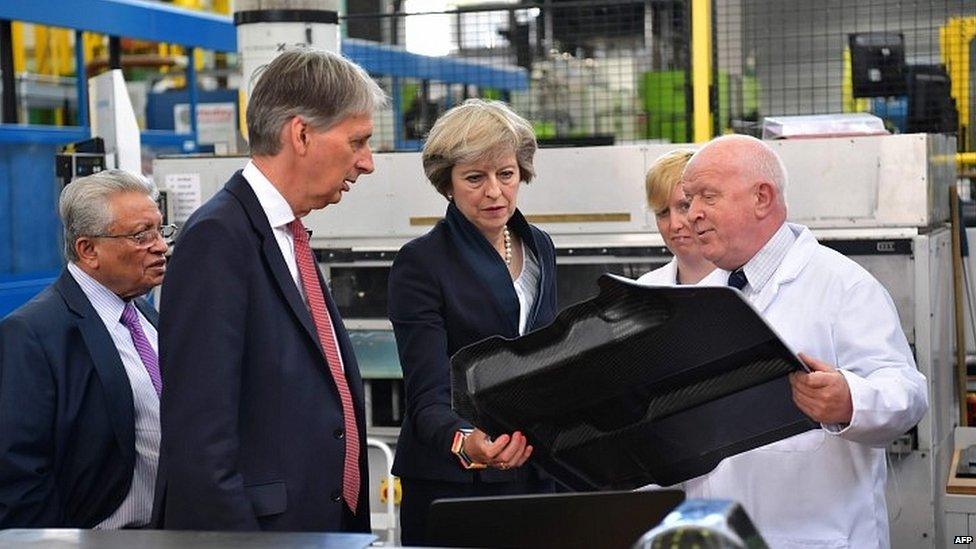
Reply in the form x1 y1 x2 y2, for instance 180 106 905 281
288 218 360 514
120 302 162 396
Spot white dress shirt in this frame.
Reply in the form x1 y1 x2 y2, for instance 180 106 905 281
66 262 159 529
513 241 540 335
730 221 795 299
242 161 305 302
242 161 344 370
635 258 678 286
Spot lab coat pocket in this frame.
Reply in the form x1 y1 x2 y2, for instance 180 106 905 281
758 428 825 453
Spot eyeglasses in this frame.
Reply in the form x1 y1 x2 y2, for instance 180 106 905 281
90 224 177 247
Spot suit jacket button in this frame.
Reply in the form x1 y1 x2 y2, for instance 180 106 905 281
334 428 345 440
331 490 342 502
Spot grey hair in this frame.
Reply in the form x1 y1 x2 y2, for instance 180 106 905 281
59 169 158 262
422 98 537 198
246 47 388 156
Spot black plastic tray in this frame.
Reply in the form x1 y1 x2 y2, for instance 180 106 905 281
451 274 816 490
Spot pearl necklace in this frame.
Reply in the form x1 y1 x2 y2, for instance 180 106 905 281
503 227 512 265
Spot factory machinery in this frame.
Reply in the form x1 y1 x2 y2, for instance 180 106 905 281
153 133 956 547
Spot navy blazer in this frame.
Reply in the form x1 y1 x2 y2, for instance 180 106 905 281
388 203 557 483
0 269 157 527
153 171 369 532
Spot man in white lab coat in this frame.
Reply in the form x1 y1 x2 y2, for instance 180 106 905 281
679 135 929 548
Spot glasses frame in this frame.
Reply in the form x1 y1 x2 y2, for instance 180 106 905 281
89 224 177 247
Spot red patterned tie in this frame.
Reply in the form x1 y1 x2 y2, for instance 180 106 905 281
288 219 360 514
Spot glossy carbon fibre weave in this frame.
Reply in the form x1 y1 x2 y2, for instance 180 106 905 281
451 274 816 490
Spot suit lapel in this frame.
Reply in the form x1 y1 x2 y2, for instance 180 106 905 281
225 173 324 357
55 270 135 463
226 171 365 416
263 237 325 356
751 224 810 314
444 203 520 337
133 297 159 328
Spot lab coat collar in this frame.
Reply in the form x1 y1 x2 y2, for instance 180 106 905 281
750 222 817 314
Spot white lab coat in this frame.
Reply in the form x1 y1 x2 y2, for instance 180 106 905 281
636 259 678 285
681 223 928 548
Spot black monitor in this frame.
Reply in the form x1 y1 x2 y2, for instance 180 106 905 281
849 32 907 98
427 489 685 549
906 64 958 134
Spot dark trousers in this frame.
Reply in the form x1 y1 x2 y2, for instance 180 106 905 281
399 476 554 546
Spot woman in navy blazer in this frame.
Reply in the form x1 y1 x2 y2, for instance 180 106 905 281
388 99 557 544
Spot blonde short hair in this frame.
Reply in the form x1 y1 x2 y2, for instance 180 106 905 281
645 149 695 214
422 99 537 198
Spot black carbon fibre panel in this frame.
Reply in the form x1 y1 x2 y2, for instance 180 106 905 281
451 274 816 490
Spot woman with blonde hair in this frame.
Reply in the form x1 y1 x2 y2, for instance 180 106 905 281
387 99 557 544
637 149 715 285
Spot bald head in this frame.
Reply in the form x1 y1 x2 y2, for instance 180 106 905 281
681 135 789 270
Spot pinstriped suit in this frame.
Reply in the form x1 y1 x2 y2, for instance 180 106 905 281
0 269 159 527
65 263 160 528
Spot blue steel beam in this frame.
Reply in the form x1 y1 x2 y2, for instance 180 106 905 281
343 38 528 91
0 125 195 151
74 30 88 128
1 4 526 90
185 46 199 152
0 0 235 52
0 125 88 144
141 130 194 150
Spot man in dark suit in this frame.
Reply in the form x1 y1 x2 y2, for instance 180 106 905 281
153 47 386 532
0 169 169 528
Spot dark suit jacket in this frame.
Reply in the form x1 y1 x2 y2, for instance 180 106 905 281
388 202 557 483
0 269 157 527
153 171 369 532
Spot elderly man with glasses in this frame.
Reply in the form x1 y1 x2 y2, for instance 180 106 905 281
0 169 169 529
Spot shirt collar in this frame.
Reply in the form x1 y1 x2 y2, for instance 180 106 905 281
66 261 127 331
243 160 297 229
741 222 795 293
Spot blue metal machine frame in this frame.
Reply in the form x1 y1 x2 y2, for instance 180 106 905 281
0 0 235 50
0 0 529 296
0 0 236 149
0 0 529 150
343 38 528 150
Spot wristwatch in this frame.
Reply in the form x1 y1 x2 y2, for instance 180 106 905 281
451 429 487 469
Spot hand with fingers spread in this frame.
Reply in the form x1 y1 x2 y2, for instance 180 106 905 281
462 428 534 471
789 353 853 424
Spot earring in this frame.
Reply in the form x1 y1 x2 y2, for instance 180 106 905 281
447 194 453 201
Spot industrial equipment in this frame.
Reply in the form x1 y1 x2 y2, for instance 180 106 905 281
152 132 956 547
54 137 106 188
88 69 142 173
234 0 341 106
